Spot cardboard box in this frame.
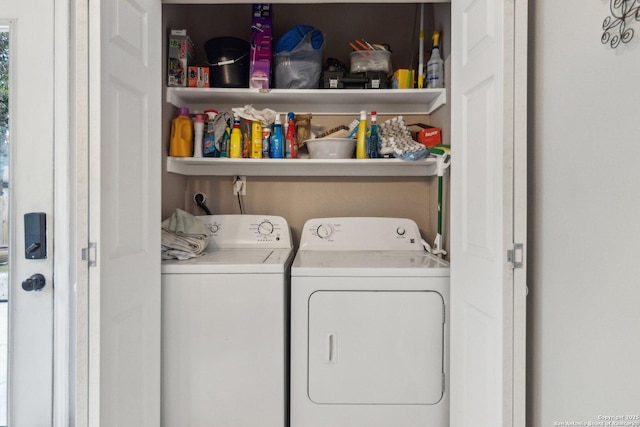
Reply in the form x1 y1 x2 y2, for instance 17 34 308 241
167 29 195 87
409 124 442 148
249 4 272 89
188 66 210 88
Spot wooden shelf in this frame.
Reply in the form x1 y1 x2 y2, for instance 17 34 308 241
166 156 438 177
166 87 446 116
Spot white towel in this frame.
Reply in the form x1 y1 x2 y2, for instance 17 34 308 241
161 209 209 260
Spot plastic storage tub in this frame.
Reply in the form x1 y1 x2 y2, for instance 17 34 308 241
349 50 392 75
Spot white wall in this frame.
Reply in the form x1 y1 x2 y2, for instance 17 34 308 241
528 1 640 426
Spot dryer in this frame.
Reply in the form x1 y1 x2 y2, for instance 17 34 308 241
290 217 449 427
161 215 293 427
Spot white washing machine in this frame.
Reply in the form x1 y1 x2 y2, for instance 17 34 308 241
161 214 293 427
290 217 450 427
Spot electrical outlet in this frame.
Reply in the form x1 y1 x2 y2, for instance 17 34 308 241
233 176 246 196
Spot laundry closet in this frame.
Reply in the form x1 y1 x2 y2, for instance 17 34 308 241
85 0 527 426
161 3 452 246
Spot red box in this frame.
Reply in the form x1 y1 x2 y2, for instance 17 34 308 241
188 66 210 88
409 124 442 148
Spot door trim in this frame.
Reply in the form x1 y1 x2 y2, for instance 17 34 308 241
54 0 72 425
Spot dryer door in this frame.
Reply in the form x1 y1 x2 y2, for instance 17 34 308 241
308 290 444 405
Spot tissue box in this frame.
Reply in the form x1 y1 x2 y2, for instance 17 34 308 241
409 124 442 148
249 4 273 89
167 29 195 87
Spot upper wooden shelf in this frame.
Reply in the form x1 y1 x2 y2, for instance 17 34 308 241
165 87 447 116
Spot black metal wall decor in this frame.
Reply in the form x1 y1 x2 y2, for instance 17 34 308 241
602 0 640 48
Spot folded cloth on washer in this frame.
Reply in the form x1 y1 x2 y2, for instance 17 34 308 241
164 208 208 238
161 209 209 260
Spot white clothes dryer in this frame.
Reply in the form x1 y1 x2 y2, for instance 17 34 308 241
161 215 293 427
290 217 450 427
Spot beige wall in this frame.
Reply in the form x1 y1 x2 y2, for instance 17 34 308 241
161 3 452 250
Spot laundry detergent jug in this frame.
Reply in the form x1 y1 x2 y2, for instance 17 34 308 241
170 107 193 157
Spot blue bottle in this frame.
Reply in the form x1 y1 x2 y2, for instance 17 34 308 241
270 114 284 159
368 111 379 158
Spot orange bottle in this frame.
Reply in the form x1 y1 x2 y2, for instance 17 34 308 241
170 107 193 157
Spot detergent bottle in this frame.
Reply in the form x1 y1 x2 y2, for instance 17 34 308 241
170 107 193 157
368 111 379 158
251 121 263 158
229 116 242 158
356 110 367 159
193 114 204 158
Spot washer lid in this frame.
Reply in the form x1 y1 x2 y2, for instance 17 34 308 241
292 250 449 277
161 248 293 274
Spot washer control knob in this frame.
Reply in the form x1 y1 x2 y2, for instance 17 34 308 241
209 224 220 234
258 220 275 235
396 227 406 236
316 224 333 239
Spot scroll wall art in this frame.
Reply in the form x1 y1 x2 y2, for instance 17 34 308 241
602 0 640 48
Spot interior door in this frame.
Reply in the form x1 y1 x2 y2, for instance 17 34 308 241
450 0 527 426
1 1 55 425
87 0 162 425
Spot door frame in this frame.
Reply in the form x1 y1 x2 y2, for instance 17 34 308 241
53 0 76 425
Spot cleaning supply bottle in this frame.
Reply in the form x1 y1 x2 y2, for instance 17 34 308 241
356 110 367 159
193 114 204 158
270 114 284 159
427 31 444 89
262 126 271 159
251 120 263 158
169 107 193 157
368 111 379 158
229 116 242 158
285 112 298 158
203 109 218 157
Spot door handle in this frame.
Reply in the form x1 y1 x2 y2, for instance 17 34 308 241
22 273 46 292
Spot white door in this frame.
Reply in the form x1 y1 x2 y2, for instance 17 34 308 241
86 0 162 425
1 0 55 425
450 0 527 426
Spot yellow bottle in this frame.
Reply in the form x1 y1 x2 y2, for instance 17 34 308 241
251 121 263 158
229 117 242 158
356 110 367 159
169 107 193 157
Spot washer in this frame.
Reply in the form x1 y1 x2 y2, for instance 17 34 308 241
161 215 293 427
290 217 450 427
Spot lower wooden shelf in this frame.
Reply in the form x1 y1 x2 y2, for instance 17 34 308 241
166 156 437 177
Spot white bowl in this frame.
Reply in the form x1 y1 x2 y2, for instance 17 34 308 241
304 138 356 159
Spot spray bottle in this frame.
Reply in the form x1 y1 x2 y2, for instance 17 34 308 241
427 31 444 89
285 112 298 158
356 110 367 159
202 109 218 157
270 114 284 159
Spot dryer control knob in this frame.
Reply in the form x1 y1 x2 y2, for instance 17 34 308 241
316 224 333 239
396 227 406 236
258 220 274 235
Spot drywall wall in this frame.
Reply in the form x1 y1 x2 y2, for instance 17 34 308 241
528 1 640 426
